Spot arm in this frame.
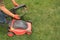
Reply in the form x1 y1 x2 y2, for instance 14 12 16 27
11 0 19 7
0 5 20 19
0 5 14 17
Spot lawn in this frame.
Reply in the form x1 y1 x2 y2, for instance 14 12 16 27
0 0 60 40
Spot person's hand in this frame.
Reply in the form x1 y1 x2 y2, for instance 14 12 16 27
15 4 19 7
14 14 20 20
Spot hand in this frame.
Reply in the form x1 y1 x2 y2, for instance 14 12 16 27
14 14 20 20
15 4 19 7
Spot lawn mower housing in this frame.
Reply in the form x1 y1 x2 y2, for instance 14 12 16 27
8 19 32 37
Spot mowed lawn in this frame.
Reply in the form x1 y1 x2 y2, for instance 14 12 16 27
0 0 60 40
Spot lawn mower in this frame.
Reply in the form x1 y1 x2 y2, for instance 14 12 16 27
7 4 32 37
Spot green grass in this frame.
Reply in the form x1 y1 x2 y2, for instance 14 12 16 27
0 0 60 40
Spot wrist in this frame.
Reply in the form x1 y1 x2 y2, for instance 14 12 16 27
11 14 15 18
